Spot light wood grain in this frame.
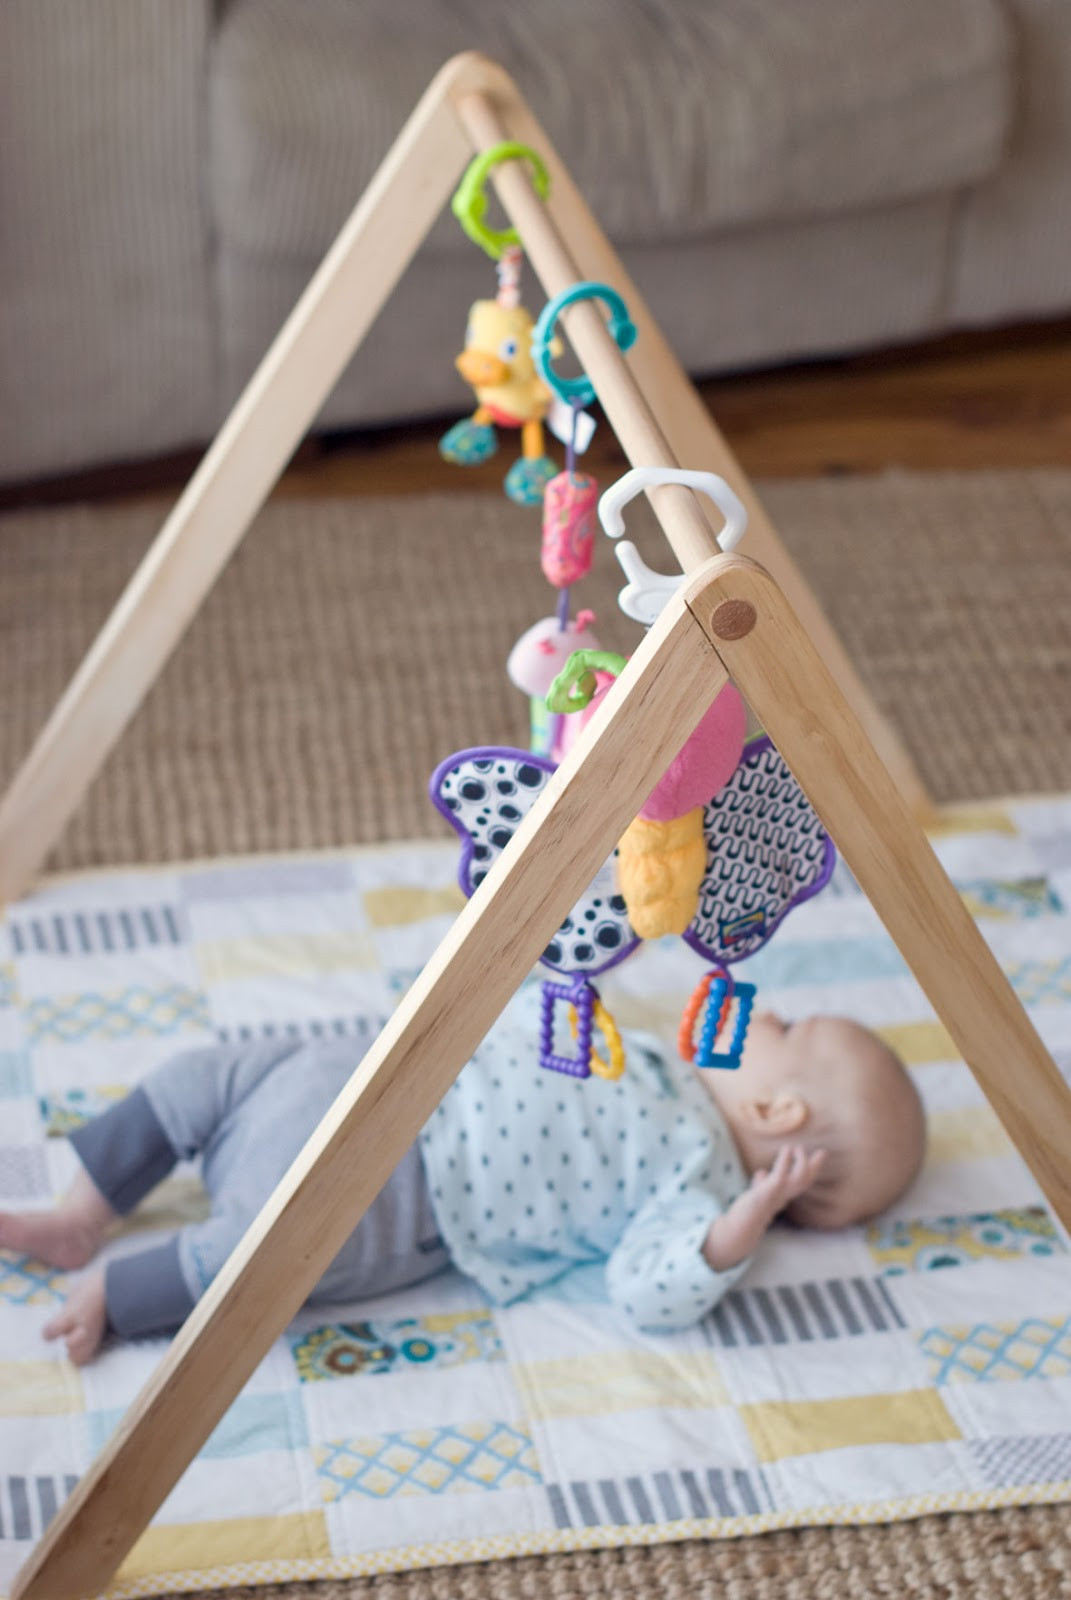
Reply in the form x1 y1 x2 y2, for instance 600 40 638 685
12 586 730 1600
685 553 1071 1229
450 66 931 818
0 55 487 906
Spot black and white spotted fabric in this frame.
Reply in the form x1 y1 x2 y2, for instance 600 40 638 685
429 748 637 978
683 737 835 966
430 737 835 978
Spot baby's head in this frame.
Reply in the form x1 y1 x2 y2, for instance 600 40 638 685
704 1012 926 1228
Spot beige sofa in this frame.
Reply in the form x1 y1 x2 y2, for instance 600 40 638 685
3 0 1071 485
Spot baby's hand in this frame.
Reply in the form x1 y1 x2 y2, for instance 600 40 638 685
702 1145 826 1273
747 1144 826 1219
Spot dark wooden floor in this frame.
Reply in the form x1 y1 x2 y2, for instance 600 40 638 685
286 318 1071 495
4 318 1071 511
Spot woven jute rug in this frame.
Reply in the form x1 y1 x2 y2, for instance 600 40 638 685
2 469 1070 874
2 470 1071 1597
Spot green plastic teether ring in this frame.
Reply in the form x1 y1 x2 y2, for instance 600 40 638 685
451 143 551 260
546 650 628 714
532 283 638 408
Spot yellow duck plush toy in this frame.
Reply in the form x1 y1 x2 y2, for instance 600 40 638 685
440 298 559 506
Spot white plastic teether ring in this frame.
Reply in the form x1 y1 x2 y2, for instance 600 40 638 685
613 541 684 627
597 467 748 552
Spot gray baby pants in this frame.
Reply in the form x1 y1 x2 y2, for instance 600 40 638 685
71 1038 450 1338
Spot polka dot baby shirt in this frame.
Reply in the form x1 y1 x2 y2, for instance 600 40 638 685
418 986 750 1332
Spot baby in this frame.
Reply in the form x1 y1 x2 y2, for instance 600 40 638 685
0 989 925 1364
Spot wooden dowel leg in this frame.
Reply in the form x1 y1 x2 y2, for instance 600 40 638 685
685 554 1071 1228
0 55 511 906
12 594 729 1600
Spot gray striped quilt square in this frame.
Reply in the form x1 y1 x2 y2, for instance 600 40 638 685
214 1013 385 1047
703 1276 905 1348
546 1462 771 1529
0 1475 78 1542
7 905 185 957
969 1433 1071 1490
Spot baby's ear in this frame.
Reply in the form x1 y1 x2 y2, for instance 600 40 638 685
738 1092 809 1137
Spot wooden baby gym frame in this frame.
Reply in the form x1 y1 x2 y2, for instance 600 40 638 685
9 53 1071 1600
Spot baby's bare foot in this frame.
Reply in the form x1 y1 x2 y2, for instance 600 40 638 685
0 1207 103 1269
0 1169 114 1269
43 1268 108 1365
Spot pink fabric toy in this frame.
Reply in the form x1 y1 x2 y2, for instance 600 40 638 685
576 677 746 817
541 471 599 588
572 674 745 818
640 683 747 820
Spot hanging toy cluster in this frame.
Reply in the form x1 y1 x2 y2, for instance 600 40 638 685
509 281 636 768
507 612 604 763
438 144 559 507
531 282 636 601
432 151 838 1083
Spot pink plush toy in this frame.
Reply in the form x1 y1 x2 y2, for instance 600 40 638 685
640 684 746 821
574 676 745 816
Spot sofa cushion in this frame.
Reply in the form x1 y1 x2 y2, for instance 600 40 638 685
217 196 957 430
0 0 216 481
211 0 1014 262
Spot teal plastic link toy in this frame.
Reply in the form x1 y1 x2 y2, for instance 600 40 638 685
531 283 638 409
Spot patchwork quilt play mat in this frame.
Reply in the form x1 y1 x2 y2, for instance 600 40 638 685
2 798 1071 1596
